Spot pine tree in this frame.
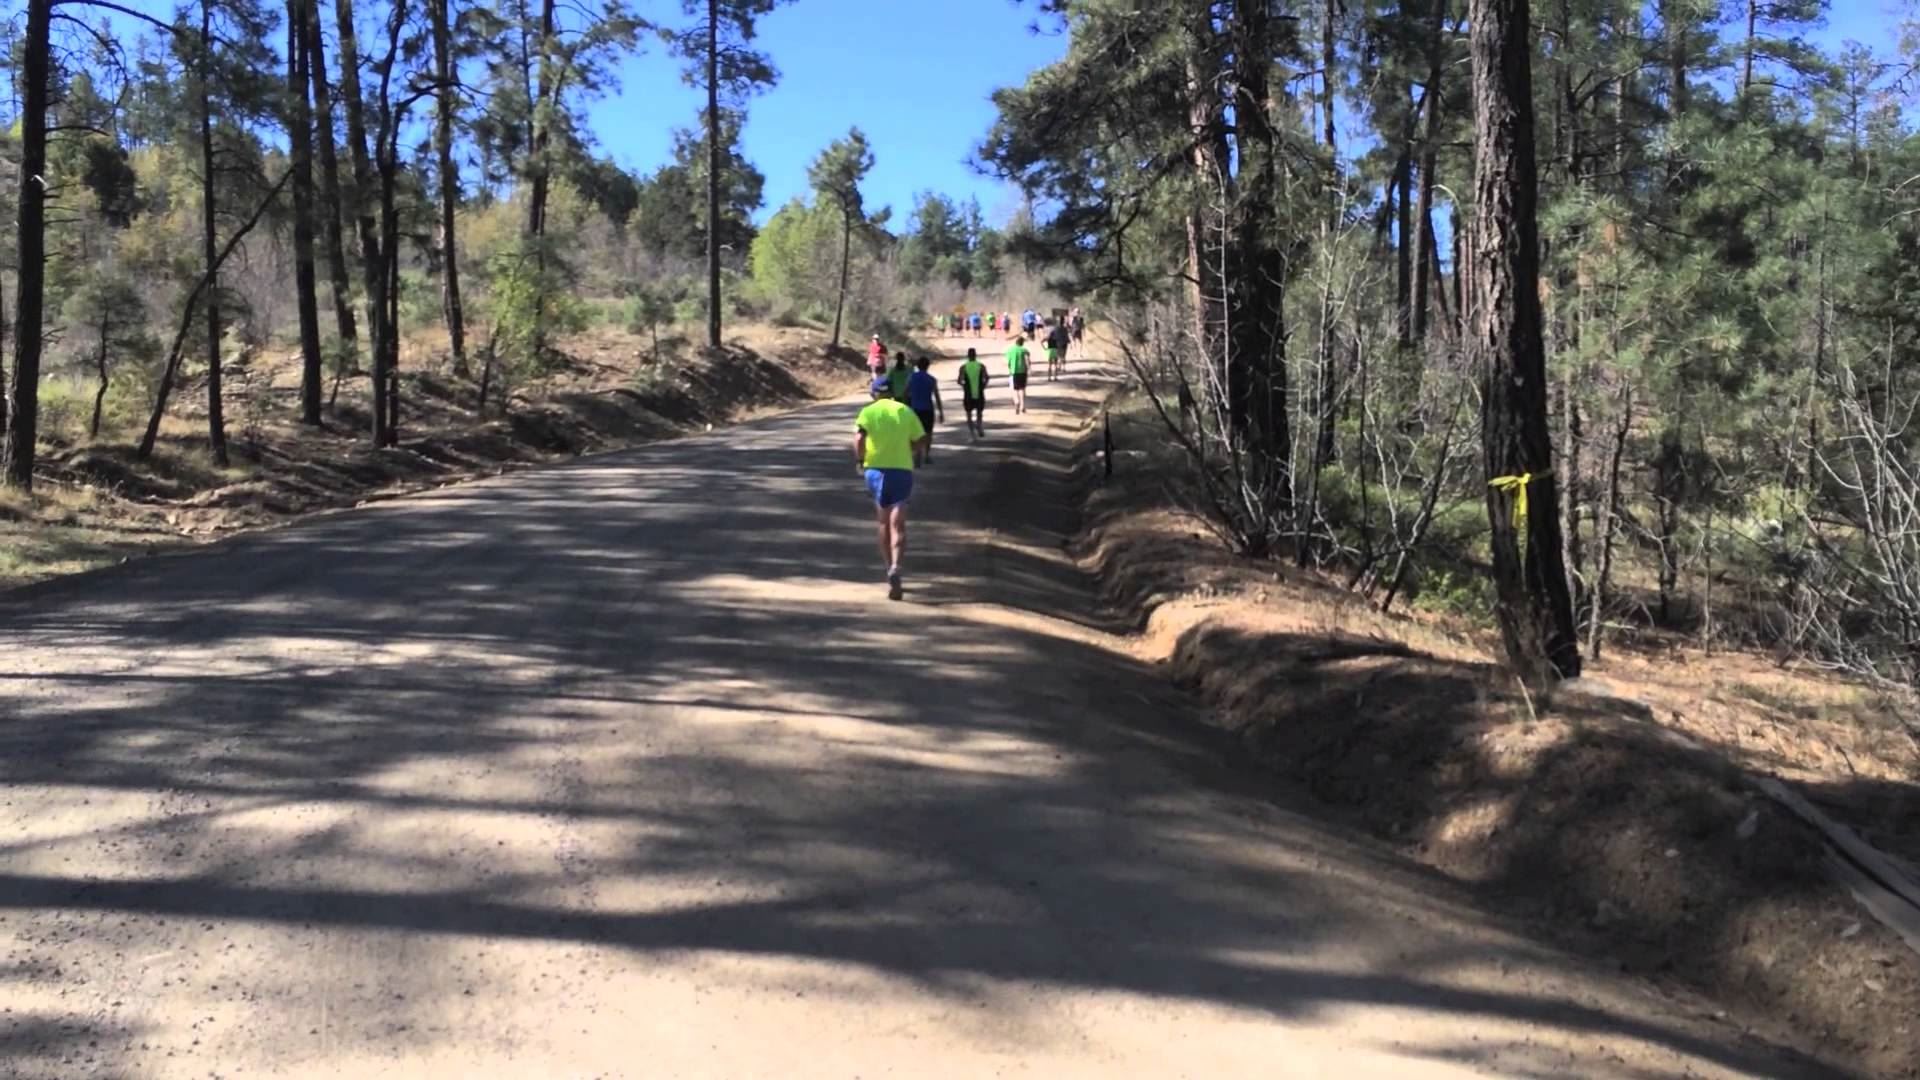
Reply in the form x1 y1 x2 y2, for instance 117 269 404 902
429 0 468 376
4 0 51 489
287 0 325 425
807 128 875 350
304 5 358 358
1467 0 1581 683
665 0 786 350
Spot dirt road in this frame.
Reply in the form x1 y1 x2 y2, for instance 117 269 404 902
0 345 1835 1077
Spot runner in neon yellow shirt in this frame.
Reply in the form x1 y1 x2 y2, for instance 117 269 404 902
1005 337 1031 415
855 377 930 599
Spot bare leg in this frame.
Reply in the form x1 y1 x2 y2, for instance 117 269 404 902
888 505 908 571
873 505 891 568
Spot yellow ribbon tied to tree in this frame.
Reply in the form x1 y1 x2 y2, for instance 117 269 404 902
1489 470 1550 554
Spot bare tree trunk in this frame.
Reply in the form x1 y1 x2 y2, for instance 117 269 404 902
370 0 407 448
1425 211 1453 329
199 1 229 467
2 263 11 436
1308 0 1340 503
1804 208 1829 487
1468 0 1581 686
385 193 400 439
526 0 556 242
289 0 325 425
1321 0 1337 153
139 172 293 460
4 0 50 488
1589 385 1630 658
1412 0 1446 345
91 314 109 439
1394 150 1413 349
1229 0 1290 509
1562 374 1584 610
307 9 358 354
1742 0 1757 96
1663 0 1689 120
430 0 467 375
1450 207 1465 329
521 0 557 357
1185 43 1231 419
1655 427 1682 623
830 203 851 348
337 0 390 444
704 0 722 351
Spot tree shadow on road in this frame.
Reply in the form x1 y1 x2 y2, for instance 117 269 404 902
0 393 1850 1077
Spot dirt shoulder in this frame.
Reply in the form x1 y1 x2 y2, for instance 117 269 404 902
0 323 871 592
1079 386 1920 1078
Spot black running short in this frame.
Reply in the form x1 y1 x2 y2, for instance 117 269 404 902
1012 372 1029 390
914 408 936 433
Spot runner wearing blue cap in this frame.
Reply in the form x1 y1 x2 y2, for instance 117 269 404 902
856 376 930 600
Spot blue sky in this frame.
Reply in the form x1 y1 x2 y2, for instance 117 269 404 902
585 0 1067 226
583 0 1898 228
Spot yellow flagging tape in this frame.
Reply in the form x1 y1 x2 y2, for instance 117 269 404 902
1489 470 1551 553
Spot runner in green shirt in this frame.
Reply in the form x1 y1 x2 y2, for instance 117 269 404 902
1005 337 1031 415
887 353 912 402
956 347 990 438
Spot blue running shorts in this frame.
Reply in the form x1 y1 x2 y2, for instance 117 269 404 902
865 467 914 508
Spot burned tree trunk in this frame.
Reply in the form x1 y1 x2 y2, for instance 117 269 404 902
289 0 326 425
1467 0 1582 685
306 10 358 354
5 0 51 488
430 0 467 375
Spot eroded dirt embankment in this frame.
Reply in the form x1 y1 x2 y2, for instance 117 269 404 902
1075 397 1920 1079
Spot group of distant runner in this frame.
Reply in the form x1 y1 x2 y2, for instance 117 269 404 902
856 310 1087 600
935 305 1086 351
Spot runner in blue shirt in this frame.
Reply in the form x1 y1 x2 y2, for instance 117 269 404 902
906 356 945 465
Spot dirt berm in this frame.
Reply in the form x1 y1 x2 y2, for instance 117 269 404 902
1075 397 1920 1079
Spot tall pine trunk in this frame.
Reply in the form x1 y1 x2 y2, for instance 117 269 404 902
1185 43 1231 414
1467 0 1581 686
90 310 111 438
1312 0 1339 477
306 11 358 355
2 261 11 438
704 0 722 351
527 0 556 242
336 0 389 443
430 0 467 375
1742 0 1758 96
2 252 10 436
199 2 229 467
1228 0 1289 510
1394 151 1413 349
289 0 325 425
1589 385 1631 658
1411 0 1445 344
371 0 407 448
522 0 557 358
4 0 50 489
830 204 851 349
